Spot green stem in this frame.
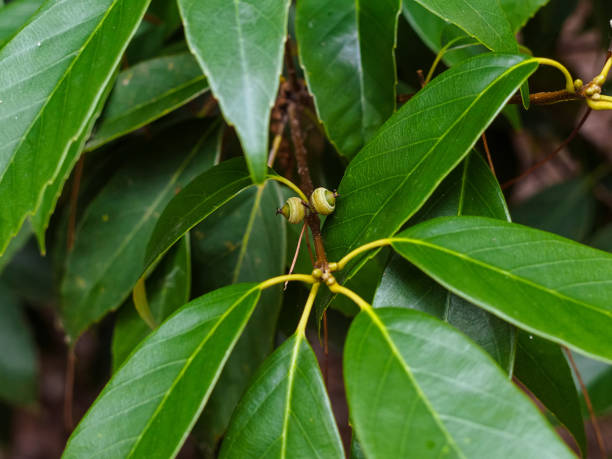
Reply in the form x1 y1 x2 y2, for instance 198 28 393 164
296 282 321 335
266 174 308 202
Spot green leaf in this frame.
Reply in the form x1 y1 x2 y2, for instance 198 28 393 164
177 0 291 183
219 333 344 458
63 283 261 458
295 0 401 157
403 0 547 68
514 333 586 455
0 282 36 405
512 178 595 241
30 67 117 252
0 0 42 47
344 307 573 458
86 53 209 152
413 0 517 53
0 221 30 276
145 157 256 273
61 125 220 339
500 0 550 32
350 436 366 459
391 216 612 363
323 54 537 266
191 182 287 453
373 153 515 373
112 235 191 372
0 0 151 255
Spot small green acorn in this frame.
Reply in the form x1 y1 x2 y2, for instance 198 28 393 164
277 196 306 224
310 187 336 215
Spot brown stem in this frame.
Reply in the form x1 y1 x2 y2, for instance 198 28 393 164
507 89 584 105
564 347 606 458
284 38 329 268
398 89 584 106
502 109 591 190
481 132 496 178
67 156 85 251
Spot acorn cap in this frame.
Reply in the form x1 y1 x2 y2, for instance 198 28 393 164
278 196 305 224
310 187 336 215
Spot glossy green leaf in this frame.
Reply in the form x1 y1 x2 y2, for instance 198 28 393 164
391 216 612 363
413 0 516 53
373 153 515 373
177 0 291 183
323 54 537 265
0 221 30 275
86 53 209 151
295 0 401 157
219 333 344 458
344 307 573 458
0 0 151 255
0 0 42 47
145 158 257 273
350 436 366 459
403 0 547 69
192 182 287 453
112 236 191 372
61 125 220 339
63 283 261 458
514 333 586 454
30 68 116 251
500 0 550 32
0 282 36 405
512 178 595 241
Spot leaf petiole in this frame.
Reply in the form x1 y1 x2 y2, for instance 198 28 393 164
258 274 316 290
296 282 321 335
530 57 576 93
336 238 393 271
266 174 308 202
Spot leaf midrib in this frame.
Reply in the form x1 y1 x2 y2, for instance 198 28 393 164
342 59 535 256
362 310 467 458
391 236 612 320
280 334 303 458
0 0 122 185
126 286 258 457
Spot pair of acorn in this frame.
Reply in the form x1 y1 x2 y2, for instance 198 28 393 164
277 187 337 223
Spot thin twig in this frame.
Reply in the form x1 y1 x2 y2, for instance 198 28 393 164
67 156 85 251
285 223 306 290
398 89 584 106
564 347 606 458
481 132 496 178
502 109 592 190
507 89 584 105
284 39 328 268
